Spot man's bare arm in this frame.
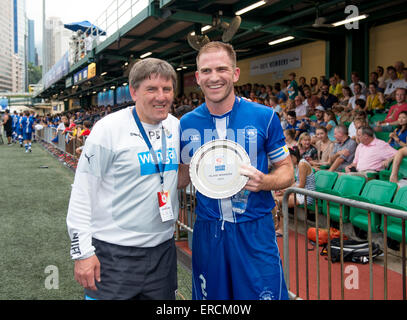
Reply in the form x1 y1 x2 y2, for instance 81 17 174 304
178 163 191 189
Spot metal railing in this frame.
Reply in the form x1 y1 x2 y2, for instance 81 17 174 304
35 127 85 163
84 0 149 40
282 187 407 300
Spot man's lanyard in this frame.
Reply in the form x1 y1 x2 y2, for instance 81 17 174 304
132 107 167 188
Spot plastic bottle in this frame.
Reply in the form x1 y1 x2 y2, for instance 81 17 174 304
231 189 250 214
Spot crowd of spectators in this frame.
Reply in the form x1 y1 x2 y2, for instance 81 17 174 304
22 60 407 185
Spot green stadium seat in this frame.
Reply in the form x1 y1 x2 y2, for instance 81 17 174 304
349 180 398 233
369 113 387 125
321 175 366 222
379 186 407 243
378 157 407 181
375 131 391 142
298 170 338 212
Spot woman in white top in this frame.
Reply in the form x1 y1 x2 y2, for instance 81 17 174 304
274 147 316 235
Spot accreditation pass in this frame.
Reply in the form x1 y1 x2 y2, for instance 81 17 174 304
157 191 174 222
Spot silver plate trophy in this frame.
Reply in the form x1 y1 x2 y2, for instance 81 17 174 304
189 139 251 199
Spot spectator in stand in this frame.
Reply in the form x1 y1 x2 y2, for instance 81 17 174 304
349 71 367 96
369 72 379 89
274 82 287 103
75 120 92 156
353 98 367 114
191 92 200 107
324 109 338 141
334 73 346 87
348 111 368 141
310 77 319 95
297 132 317 161
384 66 404 102
345 126 397 176
294 95 308 120
401 68 407 89
308 106 327 138
52 115 69 143
347 83 366 111
287 72 299 100
389 147 407 186
275 146 316 216
395 61 405 80
268 96 283 115
250 90 261 103
339 86 353 108
319 83 338 110
329 76 343 99
303 86 319 112
377 66 386 91
366 82 385 113
265 85 273 98
333 105 352 124
284 128 298 149
258 85 268 100
319 75 328 90
298 76 307 97
375 88 407 132
64 117 77 134
284 110 305 140
308 126 334 169
389 111 407 149
328 124 357 172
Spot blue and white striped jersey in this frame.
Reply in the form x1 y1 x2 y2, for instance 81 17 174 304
180 97 289 223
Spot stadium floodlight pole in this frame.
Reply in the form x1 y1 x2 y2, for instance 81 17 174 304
42 0 45 79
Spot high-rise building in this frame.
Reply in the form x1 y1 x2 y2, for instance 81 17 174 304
28 19 36 66
43 16 73 75
13 0 27 92
0 0 13 92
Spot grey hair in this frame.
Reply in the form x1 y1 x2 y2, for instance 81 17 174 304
335 124 348 135
360 126 375 137
129 58 177 91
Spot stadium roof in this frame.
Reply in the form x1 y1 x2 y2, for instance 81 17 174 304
36 0 407 101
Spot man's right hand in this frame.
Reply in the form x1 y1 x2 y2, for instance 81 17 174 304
74 255 101 291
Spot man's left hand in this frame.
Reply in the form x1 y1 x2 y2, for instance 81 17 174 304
239 164 265 192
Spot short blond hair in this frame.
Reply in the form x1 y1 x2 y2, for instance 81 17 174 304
196 41 237 69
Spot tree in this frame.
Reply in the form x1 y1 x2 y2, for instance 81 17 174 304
28 62 42 85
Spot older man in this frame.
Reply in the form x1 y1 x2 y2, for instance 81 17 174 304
67 58 180 300
328 124 357 172
384 66 404 102
345 126 397 176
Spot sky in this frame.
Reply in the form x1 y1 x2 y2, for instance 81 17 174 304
26 0 116 48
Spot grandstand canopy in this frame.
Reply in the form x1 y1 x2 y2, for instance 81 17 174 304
36 0 407 103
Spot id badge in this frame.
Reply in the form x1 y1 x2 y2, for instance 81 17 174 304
157 191 174 222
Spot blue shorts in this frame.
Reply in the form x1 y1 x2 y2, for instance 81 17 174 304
23 132 32 141
192 213 288 300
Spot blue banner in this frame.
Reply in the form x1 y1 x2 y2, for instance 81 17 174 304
116 85 132 105
97 90 114 106
44 51 70 89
